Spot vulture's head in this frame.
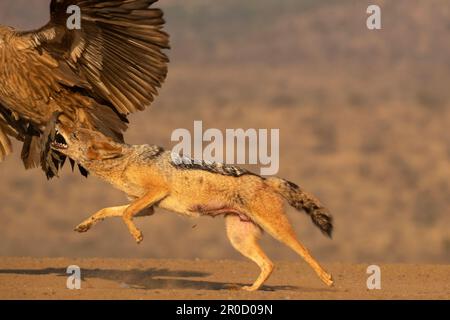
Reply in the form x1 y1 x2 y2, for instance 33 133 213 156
51 124 123 164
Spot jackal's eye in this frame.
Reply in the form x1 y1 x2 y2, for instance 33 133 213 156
71 132 78 140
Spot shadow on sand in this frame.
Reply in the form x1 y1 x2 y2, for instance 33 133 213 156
0 267 301 291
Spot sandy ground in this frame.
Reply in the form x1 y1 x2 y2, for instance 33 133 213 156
0 257 448 300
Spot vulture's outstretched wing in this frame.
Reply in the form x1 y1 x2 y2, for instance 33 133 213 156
0 0 169 177
24 0 170 115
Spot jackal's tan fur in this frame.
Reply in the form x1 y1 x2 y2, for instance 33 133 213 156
51 124 334 291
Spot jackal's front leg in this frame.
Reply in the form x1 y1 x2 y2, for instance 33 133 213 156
74 205 155 233
122 190 168 244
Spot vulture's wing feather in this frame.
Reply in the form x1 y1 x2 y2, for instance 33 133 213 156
0 126 12 161
0 102 28 162
22 0 169 115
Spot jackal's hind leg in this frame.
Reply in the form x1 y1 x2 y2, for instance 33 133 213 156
256 208 334 287
225 214 274 291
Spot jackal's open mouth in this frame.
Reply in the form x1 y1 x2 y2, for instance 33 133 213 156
51 129 68 150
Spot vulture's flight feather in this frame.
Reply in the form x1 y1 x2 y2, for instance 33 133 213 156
0 0 169 178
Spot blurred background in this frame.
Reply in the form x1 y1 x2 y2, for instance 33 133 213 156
0 0 449 263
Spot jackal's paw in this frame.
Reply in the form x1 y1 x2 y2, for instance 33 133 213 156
241 285 259 292
74 222 93 233
132 230 144 244
321 273 334 287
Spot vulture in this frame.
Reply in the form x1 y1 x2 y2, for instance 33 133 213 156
0 0 169 178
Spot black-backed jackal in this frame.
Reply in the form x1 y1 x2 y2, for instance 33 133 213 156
51 124 334 291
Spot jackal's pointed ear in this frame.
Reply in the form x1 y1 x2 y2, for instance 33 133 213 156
86 141 123 160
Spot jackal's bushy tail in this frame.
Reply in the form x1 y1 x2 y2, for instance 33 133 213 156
266 177 333 238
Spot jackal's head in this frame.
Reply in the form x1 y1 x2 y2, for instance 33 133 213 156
51 124 124 163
